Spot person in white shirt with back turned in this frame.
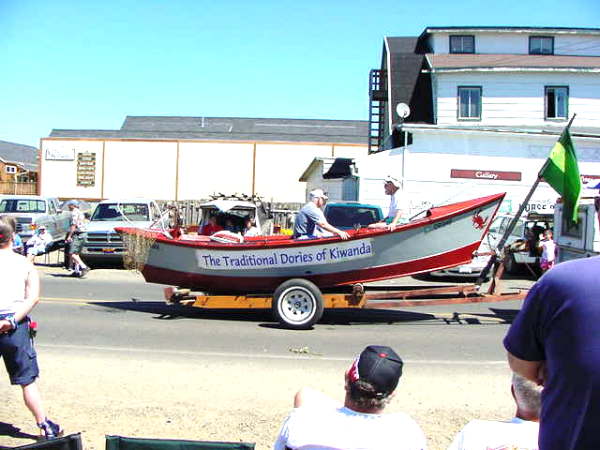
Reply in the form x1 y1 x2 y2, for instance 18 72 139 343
274 345 426 450
447 373 541 450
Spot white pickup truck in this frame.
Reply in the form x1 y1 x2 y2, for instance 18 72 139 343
0 195 71 244
81 198 163 267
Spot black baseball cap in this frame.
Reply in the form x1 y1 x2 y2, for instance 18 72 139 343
347 345 403 397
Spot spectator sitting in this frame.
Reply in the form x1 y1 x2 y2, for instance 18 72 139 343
273 345 426 450
224 217 237 233
242 217 260 237
448 373 541 450
0 215 23 254
200 215 223 236
25 226 53 262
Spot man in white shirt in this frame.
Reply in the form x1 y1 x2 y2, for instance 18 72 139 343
447 373 541 450
274 345 426 450
369 176 403 231
0 222 63 439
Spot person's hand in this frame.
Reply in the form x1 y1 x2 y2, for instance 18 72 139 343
66 237 72 243
0 320 13 333
338 231 350 240
387 223 397 232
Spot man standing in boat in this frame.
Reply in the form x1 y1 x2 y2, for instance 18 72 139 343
293 189 349 240
369 175 404 231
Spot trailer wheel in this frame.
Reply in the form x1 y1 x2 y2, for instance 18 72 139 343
272 279 324 330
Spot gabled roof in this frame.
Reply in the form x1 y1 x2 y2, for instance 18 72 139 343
50 116 369 145
426 54 600 72
0 140 38 172
383 37 432 125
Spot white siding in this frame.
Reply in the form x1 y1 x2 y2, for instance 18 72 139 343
357 129 600 217
435 72 600 127
429 32 600 56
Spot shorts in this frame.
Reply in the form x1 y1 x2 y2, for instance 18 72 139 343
69 232 85 254
540 258 555 271
0 318 39 385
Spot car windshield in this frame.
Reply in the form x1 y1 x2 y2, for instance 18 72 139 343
326 206 380 228
91 203 150 221
0 199 46 213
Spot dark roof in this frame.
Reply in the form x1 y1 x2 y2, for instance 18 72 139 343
426 54 600 70
0 140 38 171
50 116 369 145
383 37 432 124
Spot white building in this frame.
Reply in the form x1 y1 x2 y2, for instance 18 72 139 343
363 26 600 217
40 116 368 202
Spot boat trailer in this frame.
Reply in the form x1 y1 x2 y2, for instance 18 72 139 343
163 260 525 329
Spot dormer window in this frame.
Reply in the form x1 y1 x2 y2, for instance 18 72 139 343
450 35 475 54
529 36 554 55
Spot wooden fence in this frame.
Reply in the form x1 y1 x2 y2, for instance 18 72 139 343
0 182 37 195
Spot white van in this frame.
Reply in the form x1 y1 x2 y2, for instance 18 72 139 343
554 198 600 263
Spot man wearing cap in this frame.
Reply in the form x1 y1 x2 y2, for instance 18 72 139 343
274 345 426 449
65 201 90 277
25 226 53 262
293 189 349 240
369 176 404 231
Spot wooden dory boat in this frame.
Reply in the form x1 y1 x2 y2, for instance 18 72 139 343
117 193 505 294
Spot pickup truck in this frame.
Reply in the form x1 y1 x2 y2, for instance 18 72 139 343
324 202 383 230
0 195 71 244
81 198 163 267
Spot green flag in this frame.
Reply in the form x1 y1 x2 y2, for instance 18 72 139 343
539 128 582 223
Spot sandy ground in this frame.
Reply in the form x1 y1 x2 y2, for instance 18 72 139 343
0 346 514 450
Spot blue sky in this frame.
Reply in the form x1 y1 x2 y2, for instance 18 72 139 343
2 0 599 146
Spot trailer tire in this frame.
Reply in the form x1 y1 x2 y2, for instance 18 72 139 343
272 279 324 330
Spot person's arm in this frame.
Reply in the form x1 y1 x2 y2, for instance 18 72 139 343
507 352 545 385
317 221 349 240
388 209 403 230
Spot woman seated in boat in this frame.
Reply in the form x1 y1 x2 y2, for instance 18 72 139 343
200 215 224 236
243 216 260 237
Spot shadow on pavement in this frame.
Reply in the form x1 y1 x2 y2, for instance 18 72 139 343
0 422 39 445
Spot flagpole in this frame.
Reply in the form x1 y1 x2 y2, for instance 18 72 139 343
476 114 577 286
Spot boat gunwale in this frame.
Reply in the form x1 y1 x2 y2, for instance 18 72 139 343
116 192 505 251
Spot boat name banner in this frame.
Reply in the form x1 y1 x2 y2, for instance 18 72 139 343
195 239 374 270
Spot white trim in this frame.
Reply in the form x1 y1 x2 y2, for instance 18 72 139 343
5 165 17 174
425 67 600 74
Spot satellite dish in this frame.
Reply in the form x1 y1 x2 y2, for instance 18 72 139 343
396 103 410 119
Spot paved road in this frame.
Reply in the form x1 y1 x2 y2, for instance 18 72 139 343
35 264 534 363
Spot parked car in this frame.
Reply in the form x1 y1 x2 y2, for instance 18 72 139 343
81 199 162 267
554 199 600 263
0 195 71 244
324 202 383 230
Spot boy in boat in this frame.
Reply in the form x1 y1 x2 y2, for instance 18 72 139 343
369 175 404 231
293 189 349 240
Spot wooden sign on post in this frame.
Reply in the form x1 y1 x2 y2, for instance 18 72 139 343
77 152 96 187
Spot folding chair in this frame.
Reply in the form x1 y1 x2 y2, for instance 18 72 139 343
10 433 83 450
105 435 255 450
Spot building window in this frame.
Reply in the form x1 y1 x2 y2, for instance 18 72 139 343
5 165 17 174
450 35 475 54
529 36 554 55
545 86 568 120
457 87 482 120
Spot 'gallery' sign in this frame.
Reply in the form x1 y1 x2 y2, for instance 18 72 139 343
451 169 522 182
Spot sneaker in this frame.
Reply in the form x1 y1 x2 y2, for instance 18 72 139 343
37 418 63 439
80 267 90 278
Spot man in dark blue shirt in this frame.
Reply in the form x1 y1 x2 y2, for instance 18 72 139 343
504 256 600 449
